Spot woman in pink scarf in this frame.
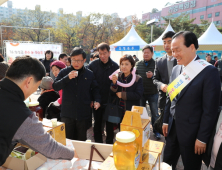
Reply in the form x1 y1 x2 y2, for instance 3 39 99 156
106 55 144 144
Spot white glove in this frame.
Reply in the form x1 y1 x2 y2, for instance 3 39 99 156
53 100 60 106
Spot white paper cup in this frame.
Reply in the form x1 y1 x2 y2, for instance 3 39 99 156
115 73 118 77
51 118 57 127
75 71 78 76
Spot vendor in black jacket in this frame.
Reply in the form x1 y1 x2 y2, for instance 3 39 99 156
87 42 119 143
53 47 101 141
108 55 144 144
0 57 75 166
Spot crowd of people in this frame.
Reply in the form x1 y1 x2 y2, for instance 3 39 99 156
1 30 222 170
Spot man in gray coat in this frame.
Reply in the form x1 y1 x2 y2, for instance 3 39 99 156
153 31 176 118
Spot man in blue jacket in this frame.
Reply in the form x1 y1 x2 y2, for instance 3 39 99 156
53 47 101 141
162 31 221 170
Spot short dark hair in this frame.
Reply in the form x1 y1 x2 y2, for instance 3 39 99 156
133 55 136 57
142 45 154 53
162 31 175 40
93 52 99 59
206 54 211 57
214 56 218 59
0 54 4 62
70 47 86 59
97 42 110 52
172 31 199 50
67 56 71 64
6 56 46 82
206 55 211 58
45 50 53 59
58 53 68 60
120 54 135 72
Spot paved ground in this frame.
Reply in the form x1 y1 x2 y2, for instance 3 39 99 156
30 90 208 170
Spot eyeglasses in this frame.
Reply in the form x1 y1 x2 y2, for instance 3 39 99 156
71 60 84 63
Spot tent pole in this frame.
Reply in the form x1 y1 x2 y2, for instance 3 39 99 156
151 25 153 43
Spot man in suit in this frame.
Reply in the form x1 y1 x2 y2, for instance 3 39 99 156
153 31 176 116
162 31 221 170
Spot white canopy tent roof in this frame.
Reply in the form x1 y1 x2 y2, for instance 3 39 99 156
149 23 175 46
198 22 222 45
110 26 148 51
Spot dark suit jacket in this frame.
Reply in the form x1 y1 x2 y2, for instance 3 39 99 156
163 56 221 146
153 54 177 109
203 126 222 170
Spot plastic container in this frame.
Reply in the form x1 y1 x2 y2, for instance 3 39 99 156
113 131 140 170
29 101 43 121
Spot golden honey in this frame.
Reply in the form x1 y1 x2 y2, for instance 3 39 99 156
113 131 140 170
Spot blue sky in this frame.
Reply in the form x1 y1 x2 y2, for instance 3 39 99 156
2 0 179 19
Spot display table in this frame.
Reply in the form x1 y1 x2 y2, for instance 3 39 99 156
39 139 102 170
1 139 102 170
1 139 171 170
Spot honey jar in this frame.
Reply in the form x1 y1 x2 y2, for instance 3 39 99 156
113 131 140 170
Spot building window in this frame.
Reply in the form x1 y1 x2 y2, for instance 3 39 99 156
200 15 204 19
208 13 212 18
214 21 221 25
215 12 220 17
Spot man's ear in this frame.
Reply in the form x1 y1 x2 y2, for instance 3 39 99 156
191 44 196 52
24 77 33 88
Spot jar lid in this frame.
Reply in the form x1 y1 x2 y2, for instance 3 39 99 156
116 131 136 143
29 101 39 107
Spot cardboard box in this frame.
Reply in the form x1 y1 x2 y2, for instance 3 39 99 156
3 144 47 170
143 139 164 163
138 151 160 170
99 151 160 170
43 126 54 137
42 120 66 145
121 106 151 162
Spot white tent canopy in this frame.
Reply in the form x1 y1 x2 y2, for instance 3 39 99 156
149 23 175 46
198 22 222 45
110 26 148 51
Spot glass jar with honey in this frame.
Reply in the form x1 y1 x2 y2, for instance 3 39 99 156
113 131 140 170
29 101 43 121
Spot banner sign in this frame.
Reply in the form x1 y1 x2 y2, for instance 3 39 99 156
5 42 62 64
110 46 140 51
